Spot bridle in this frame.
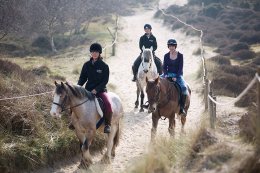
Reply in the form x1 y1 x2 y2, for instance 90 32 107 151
147 81 171 120
147 83 161 105
52 94 89 112
141 53 152 72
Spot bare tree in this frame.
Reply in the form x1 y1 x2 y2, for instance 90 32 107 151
0 0 26 40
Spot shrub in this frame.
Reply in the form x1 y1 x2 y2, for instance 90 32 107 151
229 32 243 39
221 65 255 78
253 2 260 11
31 65 50 76
253 23 260 31
229 42 249 51
239 33 260 44
202 3 224 18
230 50 256 60
252 56 260 65
209 55 231 65
239 2 250 9
54 36 70 50
31 36 51 50
239 107 257 142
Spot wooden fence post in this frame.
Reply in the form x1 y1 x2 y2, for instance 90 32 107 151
208 91 213 128
257 68 260 146
212 96 216 129
204 78 209 110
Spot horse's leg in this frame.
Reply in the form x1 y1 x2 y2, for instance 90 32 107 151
102 126 117 164
111 123 120 157
135 84 140 108
139 90 145 112
181 95 190 133
151 113 159 142
168 113 176 137
80 130 95 168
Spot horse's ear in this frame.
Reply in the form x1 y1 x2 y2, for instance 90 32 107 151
61 82 65 88
54 81 58 86
150 46 153 52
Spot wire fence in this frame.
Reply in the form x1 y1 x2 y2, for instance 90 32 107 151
157 4 260 131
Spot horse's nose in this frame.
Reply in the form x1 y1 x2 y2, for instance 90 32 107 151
148 106 156 113
144 69 148 73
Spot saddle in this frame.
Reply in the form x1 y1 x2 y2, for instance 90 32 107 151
166 77 182 105
95 96 106 129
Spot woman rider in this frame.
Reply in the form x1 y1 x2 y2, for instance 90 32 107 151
162 39 188 115
77 43 112 133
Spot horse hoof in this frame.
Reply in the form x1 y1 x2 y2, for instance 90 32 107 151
78 160 90 169
101 154 111 164
139 108 144 112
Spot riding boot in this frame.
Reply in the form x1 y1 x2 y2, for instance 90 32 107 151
132 65 137 82
180 95 187 116
104 112 112 133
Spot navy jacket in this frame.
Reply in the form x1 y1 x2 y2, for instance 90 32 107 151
163 52 183 76
77 58 109 93
139 33 157 52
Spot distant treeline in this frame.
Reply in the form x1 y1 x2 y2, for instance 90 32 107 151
0 0 155 52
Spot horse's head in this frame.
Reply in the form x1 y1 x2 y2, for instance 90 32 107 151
141 47 154 73
145 76 160 113
50 81 69 118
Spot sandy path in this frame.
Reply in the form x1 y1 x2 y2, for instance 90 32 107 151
36 1 216 172
87 1 207 172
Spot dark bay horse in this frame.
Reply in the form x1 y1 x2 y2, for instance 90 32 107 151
146 76 191 141
135 46 158 112
50 81 123 167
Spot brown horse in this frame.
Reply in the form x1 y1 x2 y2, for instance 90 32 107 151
145 76 191 141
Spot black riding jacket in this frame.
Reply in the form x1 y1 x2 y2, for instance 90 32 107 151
139 33 157 52
77 57 109 93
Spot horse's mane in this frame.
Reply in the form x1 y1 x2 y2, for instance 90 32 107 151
65 82 95 100
161 78 176 98
142 49 153 62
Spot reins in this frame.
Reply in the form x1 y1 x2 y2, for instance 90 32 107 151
52 95 89 112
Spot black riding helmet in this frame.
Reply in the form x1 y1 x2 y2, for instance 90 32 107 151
167 39 177 45
90 43 102 54
144 24 152 30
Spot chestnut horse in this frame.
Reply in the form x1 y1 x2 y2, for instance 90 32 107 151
50 81 123 168
146 76 191 141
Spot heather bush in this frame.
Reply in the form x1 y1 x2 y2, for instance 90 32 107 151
229 42 249 51
202 3 224 18
209 55 231 65
239 33 260 44
230 50 256 60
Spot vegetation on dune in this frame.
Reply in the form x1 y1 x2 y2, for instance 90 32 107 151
145 0 260 172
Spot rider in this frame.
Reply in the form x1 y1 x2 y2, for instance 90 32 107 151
162 39 188 115
77 43 112 133
131 24 162 82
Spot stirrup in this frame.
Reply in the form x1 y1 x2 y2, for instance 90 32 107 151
179 109 186 116
143 101 149 109
104 125 111 133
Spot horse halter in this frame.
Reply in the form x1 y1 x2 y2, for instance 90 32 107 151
52 95 68 112
52 94 89 112
147 83 161 105
141 54 152 73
